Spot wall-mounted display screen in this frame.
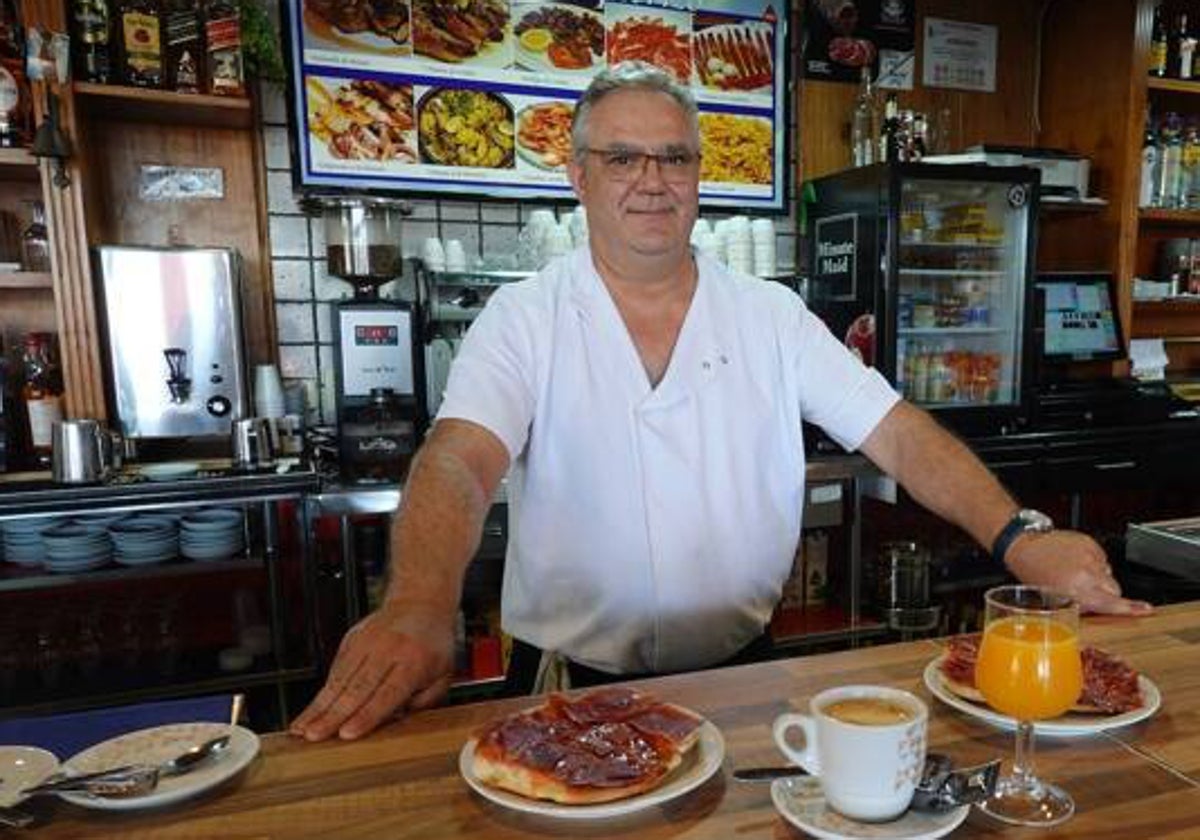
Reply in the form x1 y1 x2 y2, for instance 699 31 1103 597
284 0 790 211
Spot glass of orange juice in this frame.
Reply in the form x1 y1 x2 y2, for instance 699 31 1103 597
975 585 1082 827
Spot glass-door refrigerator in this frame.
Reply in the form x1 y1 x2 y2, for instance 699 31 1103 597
806 162 1040 438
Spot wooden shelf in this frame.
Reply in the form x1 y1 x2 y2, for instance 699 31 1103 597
0 271 53 289
1139 208 1200 225
1147 77 1200 94
1134 298 1200 317
0 146 39 181
73 82 253 129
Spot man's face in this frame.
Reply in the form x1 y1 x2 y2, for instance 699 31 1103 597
568 89 700 264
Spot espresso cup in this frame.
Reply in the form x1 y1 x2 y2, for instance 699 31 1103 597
773 685 927 822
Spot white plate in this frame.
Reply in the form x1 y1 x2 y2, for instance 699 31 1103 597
139 462 200 482
771 776 969 840
460 719 724 819
58 723 259 812
923 657 1162 736
513 5 603 75
0 746 59 807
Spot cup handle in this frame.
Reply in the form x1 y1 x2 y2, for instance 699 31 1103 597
773 713 820 775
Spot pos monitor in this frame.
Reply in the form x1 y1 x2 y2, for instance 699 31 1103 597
1035 271 1125 364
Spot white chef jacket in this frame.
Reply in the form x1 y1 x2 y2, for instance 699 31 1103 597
436 248 899 674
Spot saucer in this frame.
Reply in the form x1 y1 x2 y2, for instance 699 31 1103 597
771 776 969 840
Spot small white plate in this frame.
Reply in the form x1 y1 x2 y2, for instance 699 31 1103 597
0 746 59 807
460 720 724 819
771 776 969 840
139 462 200 482
58 722 258 812
923 657 1162 736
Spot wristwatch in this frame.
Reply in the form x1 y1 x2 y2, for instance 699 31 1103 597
991 508 1054 565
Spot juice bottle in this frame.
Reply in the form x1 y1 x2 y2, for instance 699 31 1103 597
975 615 1083 721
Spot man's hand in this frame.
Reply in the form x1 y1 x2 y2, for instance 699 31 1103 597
1003 530 1153 616
290 600 454 742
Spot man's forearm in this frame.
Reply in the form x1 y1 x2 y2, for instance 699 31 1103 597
383 441 494 620
860 402 1018 551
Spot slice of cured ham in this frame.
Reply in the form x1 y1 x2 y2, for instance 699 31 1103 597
471 687 705 804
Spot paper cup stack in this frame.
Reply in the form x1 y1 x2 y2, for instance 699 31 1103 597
723 216 753 275
752 218 777 278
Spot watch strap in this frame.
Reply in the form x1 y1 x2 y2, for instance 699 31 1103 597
991 510 1049 565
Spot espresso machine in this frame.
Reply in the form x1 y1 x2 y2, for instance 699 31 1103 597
323 199 427 483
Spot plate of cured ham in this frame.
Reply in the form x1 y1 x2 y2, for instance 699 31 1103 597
692 22 774 92
460 686 724 818
924 634 1161 736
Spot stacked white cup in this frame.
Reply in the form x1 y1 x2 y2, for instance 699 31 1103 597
543 221 574 261
691 218 718 257
569 206 588 249
724 216 753 274
444 239 467 273
422 237 446 272
254 364 285 418
518 210 558 270
752 218 777 277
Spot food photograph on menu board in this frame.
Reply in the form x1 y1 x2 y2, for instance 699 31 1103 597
285 0 791 211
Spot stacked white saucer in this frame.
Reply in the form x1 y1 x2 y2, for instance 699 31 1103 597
180 509 245 562
41 522 113 573
109 516 179 567
1 518 59 567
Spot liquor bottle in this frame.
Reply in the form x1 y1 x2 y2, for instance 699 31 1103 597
117 0 163 88
1185 120 1200 209
1179 14 1198 80
1158 112 1184 208
0 0 31 146
880 93 900 164
20 200 49 272
1140 111 1161 208
20 332 63 470
911 113 928 161
850 66 878 168
72 0 111 83
163 0 202 93
203 0 244 97
1150 3 1168 77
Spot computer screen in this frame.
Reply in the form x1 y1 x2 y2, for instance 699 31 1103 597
1036 272 1124 362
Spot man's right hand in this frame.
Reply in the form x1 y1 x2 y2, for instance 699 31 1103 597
289 600 454 741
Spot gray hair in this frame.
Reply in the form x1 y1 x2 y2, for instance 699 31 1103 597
571 61 700 161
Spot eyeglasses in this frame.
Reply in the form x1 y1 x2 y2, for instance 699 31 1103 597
582 147 701 184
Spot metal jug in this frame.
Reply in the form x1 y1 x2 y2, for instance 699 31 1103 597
231 418 275 470
51 419 114 484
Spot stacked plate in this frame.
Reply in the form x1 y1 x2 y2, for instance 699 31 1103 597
1 518 59 567
41 523 113 573
108 517 179 567
180 509 244 561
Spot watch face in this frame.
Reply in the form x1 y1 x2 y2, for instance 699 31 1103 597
1018 509 1054 531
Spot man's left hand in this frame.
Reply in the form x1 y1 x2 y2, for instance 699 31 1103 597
1003 530 1153 616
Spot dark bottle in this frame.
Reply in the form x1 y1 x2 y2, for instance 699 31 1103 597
72 0 112 83
21 200 50 273
1150 3 1168 77
203 0 244 97
0 0 31 146
117 0 163 88
880 93 900 164
20 332 64 470
163 0 202 93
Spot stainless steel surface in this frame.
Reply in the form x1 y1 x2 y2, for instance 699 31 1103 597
50 419 112 484
95 246 247 438
1126 517 1200 581
232 418 275 469
23 735 229 798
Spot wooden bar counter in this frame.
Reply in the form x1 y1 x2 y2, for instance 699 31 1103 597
35 602 1200 838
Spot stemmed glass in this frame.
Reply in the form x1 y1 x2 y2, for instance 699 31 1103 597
975 585 1083 827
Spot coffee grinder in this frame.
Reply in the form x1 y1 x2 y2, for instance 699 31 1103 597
323 198 427 483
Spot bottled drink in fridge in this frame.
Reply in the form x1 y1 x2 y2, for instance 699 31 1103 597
1184 120 1200 210
851 66 878 168
1177 13 1198 79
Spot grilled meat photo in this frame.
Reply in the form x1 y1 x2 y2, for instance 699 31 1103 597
306 0 412 44
414 0 509 63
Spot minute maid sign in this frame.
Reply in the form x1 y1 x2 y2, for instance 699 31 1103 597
814 212 858 300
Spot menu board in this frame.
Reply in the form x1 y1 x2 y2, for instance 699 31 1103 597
285 0 790 211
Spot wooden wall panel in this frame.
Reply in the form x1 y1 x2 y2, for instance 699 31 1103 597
798 0 1043 185
84 121 277 368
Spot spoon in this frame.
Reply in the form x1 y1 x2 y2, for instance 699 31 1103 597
23 734 232 798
